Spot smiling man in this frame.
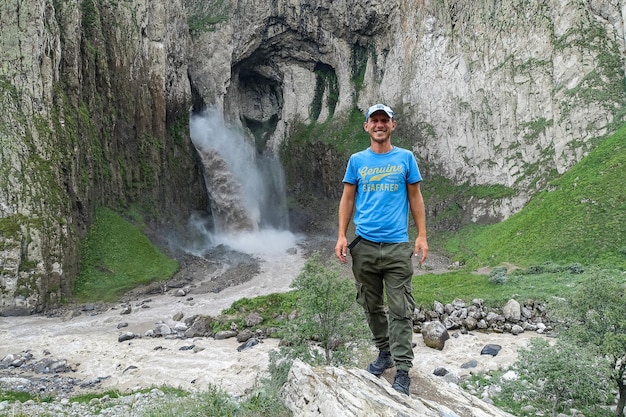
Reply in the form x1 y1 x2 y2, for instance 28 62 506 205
335 103 428 396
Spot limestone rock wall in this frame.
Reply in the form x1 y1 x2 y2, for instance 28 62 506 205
189 0 626 193
0 0 205 313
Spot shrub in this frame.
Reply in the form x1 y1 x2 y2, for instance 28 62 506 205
281 253 369 366
488 266 508 285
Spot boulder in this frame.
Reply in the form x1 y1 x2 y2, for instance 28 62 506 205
421 321 450 350
281 359 516 417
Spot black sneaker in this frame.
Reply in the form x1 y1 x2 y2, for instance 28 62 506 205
366 350 394 376
391 369 410 395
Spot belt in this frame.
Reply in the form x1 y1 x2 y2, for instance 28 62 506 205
348 236 396 249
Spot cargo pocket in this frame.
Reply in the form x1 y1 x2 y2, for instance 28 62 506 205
354 282 370 313
402 282 416 318
388 281 415 320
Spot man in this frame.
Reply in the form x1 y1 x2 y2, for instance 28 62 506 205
335 103 428 396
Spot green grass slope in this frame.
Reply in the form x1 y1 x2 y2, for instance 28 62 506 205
75 207 179 302
445 126 626 269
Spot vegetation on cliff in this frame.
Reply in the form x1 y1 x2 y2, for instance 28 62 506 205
74 207 178 302
441 125 626 269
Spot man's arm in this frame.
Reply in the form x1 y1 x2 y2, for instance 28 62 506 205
408 182 428 264
335 183 356 263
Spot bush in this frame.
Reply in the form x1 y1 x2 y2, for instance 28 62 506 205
524 261 563 275
488 266 508 285
496 338 611 416
565 263 584 274
280 253 369 366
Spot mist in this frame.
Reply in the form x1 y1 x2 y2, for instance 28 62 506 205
183 109 299 255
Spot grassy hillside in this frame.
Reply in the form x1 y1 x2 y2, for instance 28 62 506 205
442 126 626 269
75 207 179 302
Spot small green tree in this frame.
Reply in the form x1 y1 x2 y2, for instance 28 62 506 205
551 269 626 416
282 252 368 366
507 338 611 416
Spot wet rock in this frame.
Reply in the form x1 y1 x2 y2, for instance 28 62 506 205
184 315 214 338
154 323 173 336
433 367 448 376
480 344 502 357
123 365 138 374
237 338 261 352
179 345 195 351
460 359 478 369
173 323 188 332
236 329 254 343
118 332 139 342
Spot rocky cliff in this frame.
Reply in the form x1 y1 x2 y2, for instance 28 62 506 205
1 0 625 311
191 0 626 217
0 0 205 312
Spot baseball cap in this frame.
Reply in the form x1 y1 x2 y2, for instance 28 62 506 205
365 103 394 121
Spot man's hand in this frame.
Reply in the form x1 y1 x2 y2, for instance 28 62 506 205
414 236 428 264
335 237 348 263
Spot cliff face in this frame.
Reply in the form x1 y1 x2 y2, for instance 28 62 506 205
191 0 625 211
1 0 625 311
0 0 205 312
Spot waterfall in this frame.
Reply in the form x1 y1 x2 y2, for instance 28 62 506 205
186 109 297 255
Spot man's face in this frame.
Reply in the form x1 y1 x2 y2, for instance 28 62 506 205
364 111 397 143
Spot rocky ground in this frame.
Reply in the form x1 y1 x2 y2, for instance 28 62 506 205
0 234 536 416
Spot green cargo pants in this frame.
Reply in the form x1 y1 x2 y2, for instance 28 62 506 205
350 237 416 371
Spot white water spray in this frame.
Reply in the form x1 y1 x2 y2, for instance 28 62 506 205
186 109 299 255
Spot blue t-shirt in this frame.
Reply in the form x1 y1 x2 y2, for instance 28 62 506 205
343 147 422 243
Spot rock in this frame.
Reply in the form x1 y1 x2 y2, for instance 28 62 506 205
154 323 172 336
179 345 195 351
281 359 515 417
501 370 518 381
433 301 445 316
443 373 460 385
460 360 478 369
480 344 502 357
421 321 450 350
463 317 478 330
237 338 261 352
1 354 15 365
236 329 254 343
173 323 188 332
214 330 237 340
184 315 214 338
62 310 81 321
244 312 263 327
118 332 138 342
433 367 448 376
511 324 524 335
503 299 522 322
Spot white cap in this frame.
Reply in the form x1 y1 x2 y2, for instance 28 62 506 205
365 103 395 121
